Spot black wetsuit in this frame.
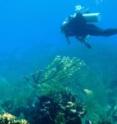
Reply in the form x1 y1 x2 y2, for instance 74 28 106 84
84 24 117 36
61 13 117 47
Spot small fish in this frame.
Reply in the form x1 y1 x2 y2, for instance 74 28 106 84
83 89 93 96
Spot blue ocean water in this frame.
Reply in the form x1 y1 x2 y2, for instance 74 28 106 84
0 0 117 90
0 1 117 124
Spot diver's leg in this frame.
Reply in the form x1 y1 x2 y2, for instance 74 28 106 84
76 36 92 49
86 24 105 36
103 29 117 36
83 42 92 49
86 24 117 36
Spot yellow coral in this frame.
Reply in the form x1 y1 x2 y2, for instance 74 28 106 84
0 113 29 124
0 113 16 120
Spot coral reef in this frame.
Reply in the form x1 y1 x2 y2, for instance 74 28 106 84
10 56 87 124
0 113 29 124
1 56 117 124
16 91 86 124
25 56 86 96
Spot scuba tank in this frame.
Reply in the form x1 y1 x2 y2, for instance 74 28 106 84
75 5 100 23
83 13 100 23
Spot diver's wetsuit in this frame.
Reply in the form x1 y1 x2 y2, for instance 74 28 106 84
85 24 117 36
61 13 117 48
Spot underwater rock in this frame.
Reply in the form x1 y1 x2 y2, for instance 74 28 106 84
18 91 86 124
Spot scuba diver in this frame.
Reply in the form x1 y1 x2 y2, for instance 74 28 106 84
61 5 117 48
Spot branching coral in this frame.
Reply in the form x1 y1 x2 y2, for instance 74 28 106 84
25 56 86 96
43 56 86 82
